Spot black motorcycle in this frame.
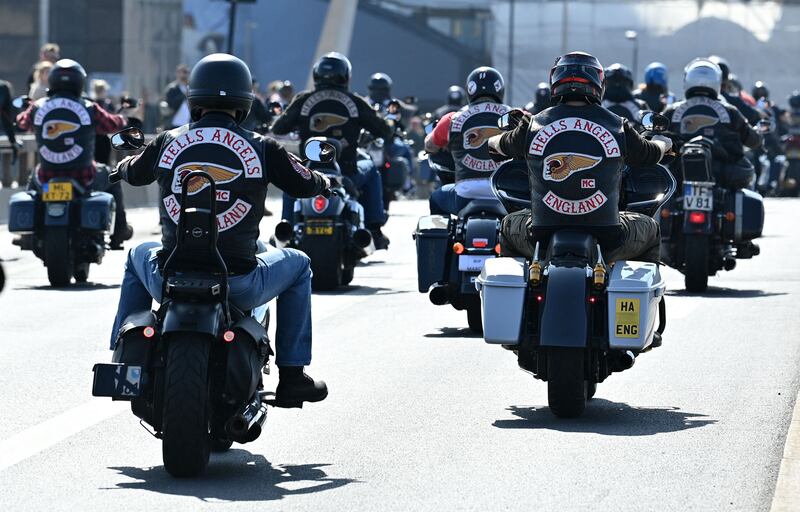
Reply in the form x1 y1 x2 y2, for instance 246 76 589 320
414 148 513 333
273 138 372 290
659 135 764 292
93 130 272 477
477 111 675 417
361 99 413 208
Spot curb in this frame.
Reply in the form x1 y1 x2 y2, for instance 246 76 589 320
771 387 800 511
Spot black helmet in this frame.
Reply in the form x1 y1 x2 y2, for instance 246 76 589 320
752 81 769 101
368 73 393 101
313 52 352 89
549 52 604 104
188 53 254 123
48 59 86 96
788 91 800 111
604 63 634 91
708 55 730 83
465 66 505 103
447 85 466 106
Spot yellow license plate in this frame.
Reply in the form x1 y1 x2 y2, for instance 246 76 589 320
305 225 334 236
42 182 73 202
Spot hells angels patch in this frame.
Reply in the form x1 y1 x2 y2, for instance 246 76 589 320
529 117 621 157
158 127 262 178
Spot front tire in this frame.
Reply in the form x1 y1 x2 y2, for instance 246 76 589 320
547 348 587 418
684 234 709 292
161 334 211 477
45 228 72 287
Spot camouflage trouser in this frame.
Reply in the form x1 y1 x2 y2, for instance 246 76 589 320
499 210 661 263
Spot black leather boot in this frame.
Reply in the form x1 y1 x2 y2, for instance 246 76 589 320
274 366 328 408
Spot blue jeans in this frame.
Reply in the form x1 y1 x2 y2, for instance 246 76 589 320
282 159 386 227
429 183 470 216
109 241 314 366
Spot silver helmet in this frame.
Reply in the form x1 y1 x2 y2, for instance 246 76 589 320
683 58 722 98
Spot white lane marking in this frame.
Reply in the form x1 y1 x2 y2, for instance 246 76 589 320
771 387 800 511
0 399 126 472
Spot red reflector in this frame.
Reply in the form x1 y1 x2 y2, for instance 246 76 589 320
312 195 328 213
142 326 155 339
589 296 596 304
223 330 235 343
472 238 488 248
384 162 391 169
688 211 706 224
536 295 544 302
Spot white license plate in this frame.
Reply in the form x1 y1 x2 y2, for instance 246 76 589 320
458 254 492 272
683 182 713 211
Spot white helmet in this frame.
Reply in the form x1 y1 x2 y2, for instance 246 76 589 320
683 58 722 98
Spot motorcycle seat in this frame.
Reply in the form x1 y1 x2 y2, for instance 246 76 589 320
549 231 596 259
458 199 507 219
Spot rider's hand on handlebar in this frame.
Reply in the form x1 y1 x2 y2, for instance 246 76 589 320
651 134 673 157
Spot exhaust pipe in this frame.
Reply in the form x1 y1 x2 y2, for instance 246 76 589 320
274 220 294 243
225 397 268 443
353 228 372 248
610 350 636 372
429 283 449 305
723 258 737 271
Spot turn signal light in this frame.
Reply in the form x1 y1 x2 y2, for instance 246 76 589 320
494 243 502 254
725 211 736 222
223 330 235 343
688 211 707 224
142 326 155 339
452 242 465 254
660 208 671 219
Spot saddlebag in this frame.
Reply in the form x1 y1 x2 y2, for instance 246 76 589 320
80 191 115 232
476 258 527 344
724 189 764 242
607 261 665 350
112 311 157 364
414 215 449 292
681 143 713 182
8 192 36 232
224 316 269 405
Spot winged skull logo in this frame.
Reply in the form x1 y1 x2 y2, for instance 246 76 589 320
43 120 80 140
463 126 503 149
310 113 348 132
543 153 602 182
173 163 241 194
680 114 719 134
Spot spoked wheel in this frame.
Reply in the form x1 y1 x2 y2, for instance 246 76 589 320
547 348 587 418
683 234 709 293
161 334 211 477
45 228 72 287
466 301 483 334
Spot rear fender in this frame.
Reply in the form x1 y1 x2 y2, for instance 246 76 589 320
539 265 589 348
300 195 346 217
463 217 500 248
43 201 71 227
162 301 224 337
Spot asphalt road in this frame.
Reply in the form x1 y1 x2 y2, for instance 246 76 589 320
0 198 799 511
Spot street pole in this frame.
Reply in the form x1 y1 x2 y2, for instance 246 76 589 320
508 0 515 104
625 30 638 80
307 0 358 89
561 0 569 54
227 0 238 54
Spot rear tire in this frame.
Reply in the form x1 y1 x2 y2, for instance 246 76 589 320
73 262 89 283
161 334 211 477
466 301 483 334
587 381 597 400
303 238 342 291
684 234 709 292
341 265 354 286
45 228 72 287
210 437 233 453
547 348 587 418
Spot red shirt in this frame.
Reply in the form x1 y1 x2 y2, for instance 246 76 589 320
430 111 455 148
17 101 126 186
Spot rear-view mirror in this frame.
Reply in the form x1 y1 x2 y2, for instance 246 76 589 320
304 138 336 162
110 127 145 150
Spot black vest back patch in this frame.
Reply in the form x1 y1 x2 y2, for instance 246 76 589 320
33 96 95 170
448 101 510 182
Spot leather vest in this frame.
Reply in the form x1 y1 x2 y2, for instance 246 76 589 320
33 94 96 171
448 100 510 183
296 88 362 169
155 114 267 273
602 99 642 124
668 96 732 141
525 104 626 228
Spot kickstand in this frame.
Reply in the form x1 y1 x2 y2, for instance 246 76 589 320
139 419 162 439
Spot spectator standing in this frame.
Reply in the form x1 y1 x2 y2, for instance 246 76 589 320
161 64 190 129
27 43 60 89
91 79 115 164
28 61 54 100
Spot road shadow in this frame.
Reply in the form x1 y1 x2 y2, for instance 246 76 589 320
14 282 120 291
424 327 481 339
314 285 411 297
493 400 716 436
666 287 786 299
106 450 356 502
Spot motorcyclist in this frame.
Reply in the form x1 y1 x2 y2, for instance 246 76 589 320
602 63 649 127
271 52 392 249
751 81 787 192
662 58 762 190
433 85 466 119
108 54 330 407
524 82 551 115
424 66 510 215
0 79 21 164
708 55 762 126
634 62 674 113
15 58 134 248
487 52 672 263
